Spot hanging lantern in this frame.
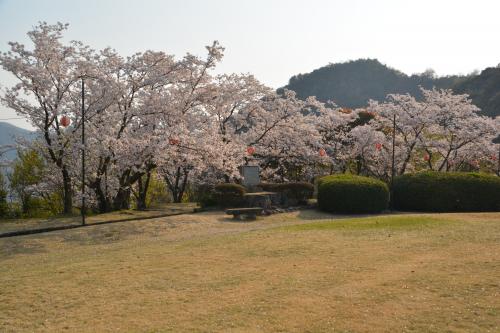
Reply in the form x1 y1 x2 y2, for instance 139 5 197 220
169 138 180 145
246 146 256 155
319 148 327 157
60 115 71 127
424 154 430 161
491 155 497 161
375 143 382 151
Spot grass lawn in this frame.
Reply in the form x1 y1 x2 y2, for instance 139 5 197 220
1 210 499 332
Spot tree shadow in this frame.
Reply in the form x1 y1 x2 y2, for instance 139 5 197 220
296 208 390 220
60 222 158 245
216 215 259 223
0 237 47 259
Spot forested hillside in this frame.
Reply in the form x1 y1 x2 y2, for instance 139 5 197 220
0 122 33 160
454 66 500 118
282 59 500 117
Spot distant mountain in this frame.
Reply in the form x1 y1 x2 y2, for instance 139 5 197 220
0 122 34 161
281 59 500 118
453 66 500 118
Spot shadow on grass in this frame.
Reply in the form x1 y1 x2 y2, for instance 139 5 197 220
0 203 199 238
281 215 448 232
295 208 383 221
216 216 259 224
296 208 424 220
0 238 47 258
60 223 146 245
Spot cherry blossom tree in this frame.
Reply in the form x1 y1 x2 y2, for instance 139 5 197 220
366 91 435 175
418 89 497 172
316 106 361 175
82 48 182 211
232 90 319 181
360 88 498 178
0 22 98 213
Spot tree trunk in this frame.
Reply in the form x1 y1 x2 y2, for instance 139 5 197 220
62 167 73 215
96 183 111 213
355 156 363 175
88 158 113 213
110 163 155 211
113 187 131 210
112 168 147 210
165 167 189 203
177 169 189 203
135 171 152 211
399 143 417 175
88 176 113 213
21 193 30 214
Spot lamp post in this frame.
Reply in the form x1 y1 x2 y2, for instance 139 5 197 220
81 78 86 225
496 138 500 177
493 135 500 177
390 113 396 211
497 145 500 177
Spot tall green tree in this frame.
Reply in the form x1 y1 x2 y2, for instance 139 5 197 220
9 149 45 215
0 172 8 217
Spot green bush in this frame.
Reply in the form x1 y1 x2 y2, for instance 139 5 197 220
317 174 389 213
259 182 314 206
3 202 21 219
214 183 246 208
190 184 217 208
393 172 500 212
145 171 171 207
0 201 8 218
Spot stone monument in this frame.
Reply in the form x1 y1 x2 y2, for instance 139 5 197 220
239 165 278 209
240 165 260 188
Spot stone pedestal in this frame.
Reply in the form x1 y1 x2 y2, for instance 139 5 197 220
243 192 278 209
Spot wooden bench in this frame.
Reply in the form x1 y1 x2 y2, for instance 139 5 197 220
225 207 263 220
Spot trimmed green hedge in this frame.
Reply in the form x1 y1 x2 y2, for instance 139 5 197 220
191 184 217 208
214 183 246 208
259 182 314 206
318 174 389 213
393 172 500 212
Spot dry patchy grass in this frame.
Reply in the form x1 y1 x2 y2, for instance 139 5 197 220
0 203 198 234
1 210 499 332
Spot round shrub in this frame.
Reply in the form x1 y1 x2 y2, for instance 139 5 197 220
259 182 314 206
393 172 500 212
214 183 246 208
190 184 217 208
317 174 389 213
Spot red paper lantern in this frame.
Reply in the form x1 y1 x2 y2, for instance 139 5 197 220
60 115 71 127
375 143 382 151
319 148 327 157
424 154 430 161
168 138 180 145
246 146 256 155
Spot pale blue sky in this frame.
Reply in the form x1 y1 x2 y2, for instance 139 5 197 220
1 0 500 129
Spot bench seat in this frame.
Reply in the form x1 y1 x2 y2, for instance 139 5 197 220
225 207 263 220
